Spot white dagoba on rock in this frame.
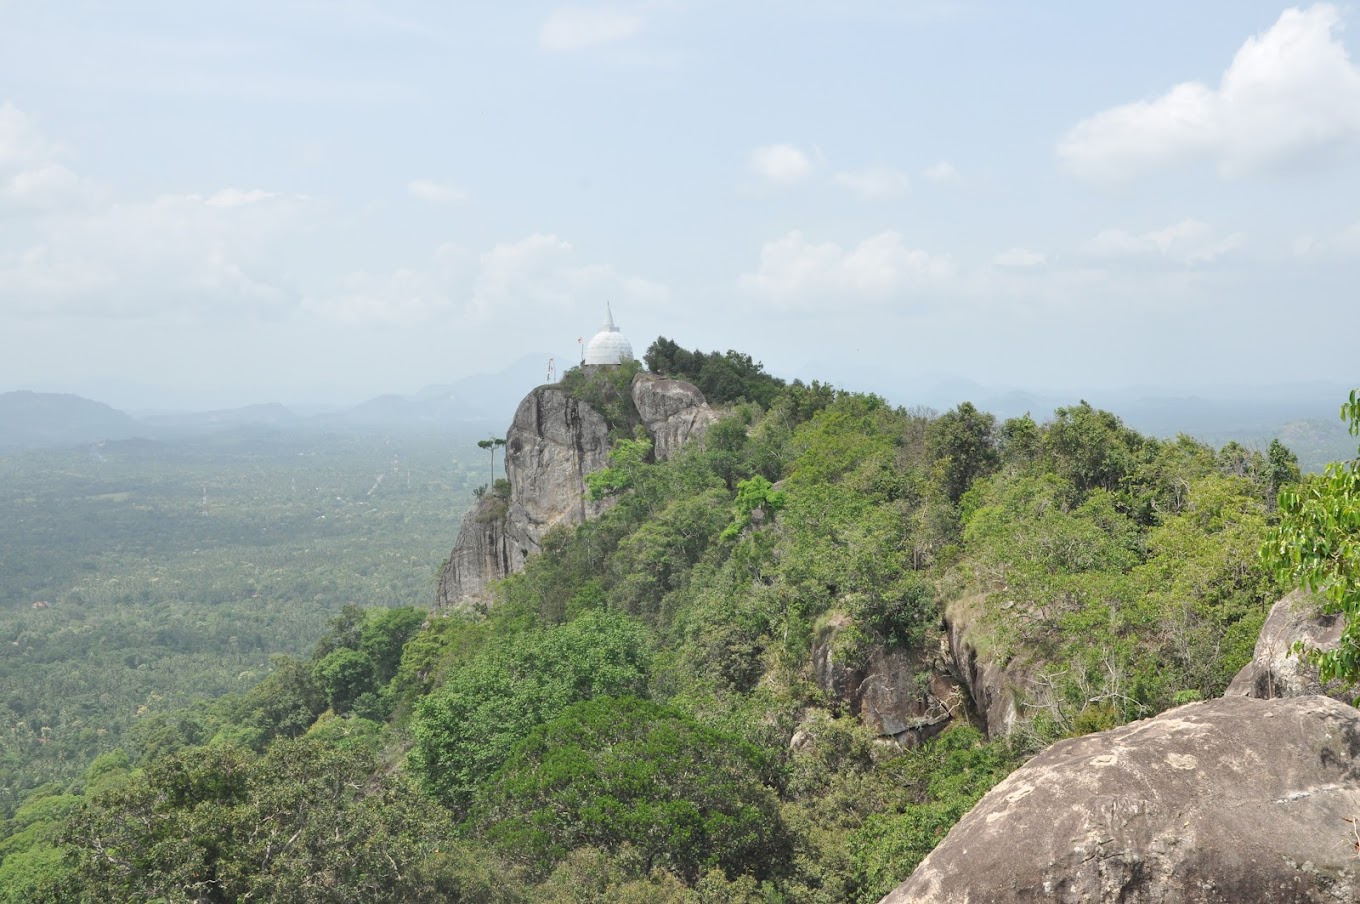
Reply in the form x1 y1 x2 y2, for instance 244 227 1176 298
583 303 634 366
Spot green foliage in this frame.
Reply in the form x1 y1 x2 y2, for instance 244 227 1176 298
311 648 374 714
643 338 787 407
721 476 787 541
928 402 999 504
587 430 656 501
847 727 1018 903
410 610 652 811
1263 389 1360 683
0 431 474 811
561 360 644 437
59 737 517 903
474 697 789 883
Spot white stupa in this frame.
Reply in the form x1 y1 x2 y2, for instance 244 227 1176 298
583 303 634 366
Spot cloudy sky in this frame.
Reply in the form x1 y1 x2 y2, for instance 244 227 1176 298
2 1 1358 409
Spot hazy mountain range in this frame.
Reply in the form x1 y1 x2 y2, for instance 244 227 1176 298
3 358 1355 472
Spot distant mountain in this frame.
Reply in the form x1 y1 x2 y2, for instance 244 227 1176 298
329 355 552 430
0 391 143 450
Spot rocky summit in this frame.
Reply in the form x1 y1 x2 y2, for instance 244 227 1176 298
881 694 1360 904
436 371 715 611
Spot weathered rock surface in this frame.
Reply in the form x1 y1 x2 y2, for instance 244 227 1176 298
943 595 1022 738
812 613 966 745
436 374 717 610
882 695 1360 904
435 493 513 610
502 385 612 554
1226 590 1355 702
631 372 717 461
436 385 611 610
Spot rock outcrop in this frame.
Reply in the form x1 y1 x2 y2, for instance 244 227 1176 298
881 695 1360 904
943 595 1022 738
812 613 966 746
436 385 611 610
437 373 716 611
631 372 717 461
435 493 514 610
1226 590 1355 702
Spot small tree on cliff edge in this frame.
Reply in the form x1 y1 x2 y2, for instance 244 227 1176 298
1262 390 1360 684
477 436 506 488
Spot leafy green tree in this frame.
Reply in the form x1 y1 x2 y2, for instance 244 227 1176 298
311 648 374 714
1263 390 1360 683
1043 401 1148 499
360 606 427 685
928 402 999 504
60 738 511 904
473 697 789 884
720 475 787 541
643 339 786 407
1267 438 1302 499
586 431 655 501
410 610 652 810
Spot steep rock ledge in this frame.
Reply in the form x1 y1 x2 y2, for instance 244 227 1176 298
436 385 611 610
436 373 714 611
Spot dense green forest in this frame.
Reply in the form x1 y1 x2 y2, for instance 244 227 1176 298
0 431 480 815
0 346 1324 903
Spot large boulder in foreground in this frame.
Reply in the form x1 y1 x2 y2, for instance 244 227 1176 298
1226 590 1355 702
882 695 1360 903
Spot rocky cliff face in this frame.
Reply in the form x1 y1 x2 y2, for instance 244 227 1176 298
435 493 514 609
942 595 1023 738
436 385 612 610
883 695 1360 904
436 373 715 611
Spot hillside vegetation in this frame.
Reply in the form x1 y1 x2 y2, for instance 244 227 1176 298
0 432 478 815
0 344 1308 903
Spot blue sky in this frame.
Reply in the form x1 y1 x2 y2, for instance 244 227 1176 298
2 1 1357 409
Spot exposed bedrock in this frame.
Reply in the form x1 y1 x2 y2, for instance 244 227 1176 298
881 695 1360 904
630 371 717 461
1225 589 1356 702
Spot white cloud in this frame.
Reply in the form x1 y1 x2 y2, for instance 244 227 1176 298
0 103 60 170
1059 4 1360 180
307 234 667 326
204 188 279 208
991 248 1047 270
407 179 466 203
470 233 665 319
0 104 101 211
540 6 643 52
922 161 958 183
739 230 952 308
0 190 307 318
307 242 472 325
834 167 911 199
1084 219 1244 265
748 143 815 186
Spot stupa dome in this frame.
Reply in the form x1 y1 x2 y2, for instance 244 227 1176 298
583 304 634 366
